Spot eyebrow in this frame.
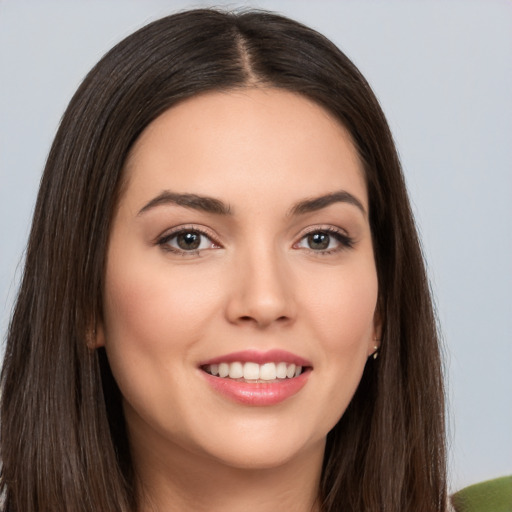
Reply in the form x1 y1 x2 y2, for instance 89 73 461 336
289 191 366 217
137 191 232 216
137 189 366 217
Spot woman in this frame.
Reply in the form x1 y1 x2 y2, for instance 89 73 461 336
0 8 447 512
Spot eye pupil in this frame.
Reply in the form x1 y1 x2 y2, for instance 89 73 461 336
177 231 201 250
308 232 330 250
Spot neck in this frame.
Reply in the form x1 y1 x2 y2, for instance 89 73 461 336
131 431 325 512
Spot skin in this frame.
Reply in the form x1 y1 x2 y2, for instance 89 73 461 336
96 88 380 512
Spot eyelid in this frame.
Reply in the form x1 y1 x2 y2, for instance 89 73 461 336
293 225 355 253
298 224 350 238
156 223 220 242
155 224 222 254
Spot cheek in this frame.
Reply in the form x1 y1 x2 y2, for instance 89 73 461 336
103 259 218 346
300 260 378 350
297 258 378 422
100 252 226 397
100 254 227 431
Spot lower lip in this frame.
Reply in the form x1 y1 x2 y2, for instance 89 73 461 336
201 370 310 406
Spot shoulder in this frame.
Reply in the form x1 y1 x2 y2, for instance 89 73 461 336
450 475 512 512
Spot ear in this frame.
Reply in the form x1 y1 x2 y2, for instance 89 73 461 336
86 322 105 350
368 305 383 358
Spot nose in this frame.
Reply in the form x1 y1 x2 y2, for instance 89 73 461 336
225 245 296 329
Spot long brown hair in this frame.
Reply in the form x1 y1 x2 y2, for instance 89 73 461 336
0 9 447 511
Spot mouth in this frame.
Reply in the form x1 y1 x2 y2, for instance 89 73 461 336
201 361 306 382
199 350 312 405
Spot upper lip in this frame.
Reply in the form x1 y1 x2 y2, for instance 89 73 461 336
199 349 312 368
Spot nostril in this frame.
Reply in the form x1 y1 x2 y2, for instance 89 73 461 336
225 283 296 327
236 314 292 328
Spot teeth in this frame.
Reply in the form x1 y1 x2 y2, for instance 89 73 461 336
205 361 304 380
276 362 287 379
229 361 244 379
260 362 276 380
243 362 260 380
218 362 229 378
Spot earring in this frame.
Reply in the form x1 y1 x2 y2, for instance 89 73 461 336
371 343 379 360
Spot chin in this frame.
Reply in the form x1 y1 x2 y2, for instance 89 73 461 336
186 418 328 472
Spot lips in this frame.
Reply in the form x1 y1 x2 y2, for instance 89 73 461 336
199 349 312 406
200 349 311 367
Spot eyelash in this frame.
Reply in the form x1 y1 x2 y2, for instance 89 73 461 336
156 226 220 256
156 226 354 256
295 226 355 255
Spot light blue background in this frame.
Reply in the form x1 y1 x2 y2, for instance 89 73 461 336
1 0 511 493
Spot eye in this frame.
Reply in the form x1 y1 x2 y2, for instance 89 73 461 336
295 228 354 253
157 228 220 255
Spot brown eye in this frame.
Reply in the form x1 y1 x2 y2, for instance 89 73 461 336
295 228 354 253
176 231 201 250
307 232 330 250
158 228 219 254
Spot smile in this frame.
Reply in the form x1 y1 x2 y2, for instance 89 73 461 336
199 350 312 406
203 361 304 381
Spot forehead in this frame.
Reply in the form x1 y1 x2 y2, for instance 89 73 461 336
122 88 367 211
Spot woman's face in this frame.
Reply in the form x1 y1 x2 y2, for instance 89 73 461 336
98 88 380 471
